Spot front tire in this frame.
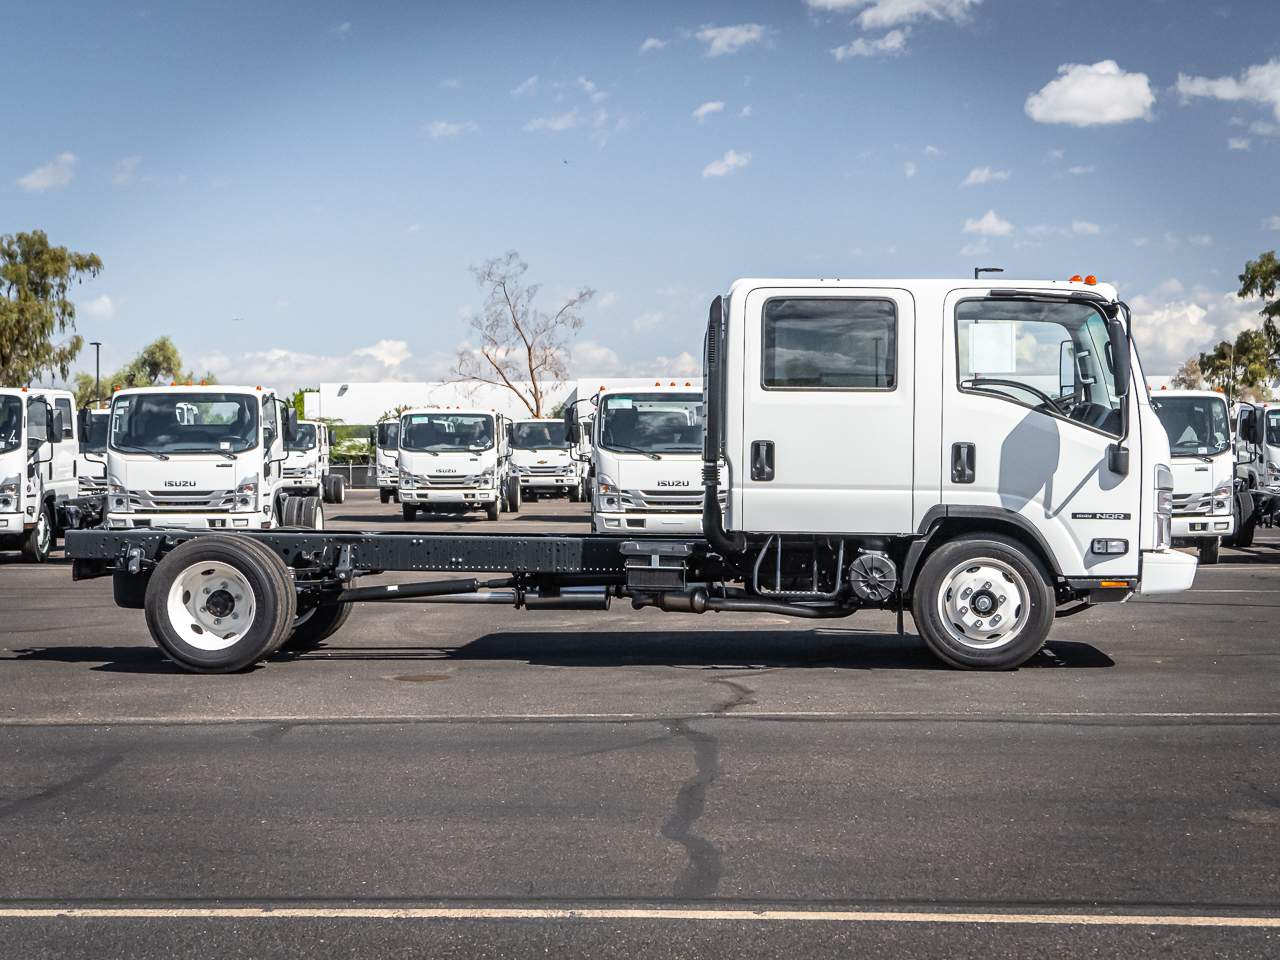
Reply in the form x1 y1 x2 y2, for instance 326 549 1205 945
380 488 392 504
143 535 296 672
402 503 417 521
506 475 521 514
331 475 345 504
1198 537 1220 565
485 500 500 521
912 534 1054 670
21 502 54 563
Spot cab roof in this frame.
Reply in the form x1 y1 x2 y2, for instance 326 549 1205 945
727 277 1121 302
112 384 277 396
400 407 499 418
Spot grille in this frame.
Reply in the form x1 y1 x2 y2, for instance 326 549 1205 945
1172 492 1211 514
524 465 572 476
282 466 310 479
620 488 724 514
409 473 482 489
130 489 236 511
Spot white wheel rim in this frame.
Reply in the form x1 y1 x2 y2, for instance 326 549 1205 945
314 503 325 530
166 560 257 651
936 557 1029 651
36 510 51 553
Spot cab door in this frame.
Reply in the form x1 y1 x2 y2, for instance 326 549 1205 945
737 285 916 534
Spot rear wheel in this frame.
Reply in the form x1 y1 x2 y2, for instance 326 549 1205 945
21 502 54 562
143 535 295 672
1237 507 1258 548
331 475 345 504
912 534 1054 670
402 503 417 521
569 480 583 503
485 500 500 521
297 496 323 530
1198 537 1220 565
279 495 301 528
506 475 521 514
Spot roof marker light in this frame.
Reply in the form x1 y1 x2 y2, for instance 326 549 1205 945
1084 275 1098 285
1069 274 1083 282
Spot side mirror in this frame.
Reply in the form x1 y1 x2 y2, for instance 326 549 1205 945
1107 318 1130 398
77 408 90 440
283 408 299 444
1249 414 1266 446
49 409 65 444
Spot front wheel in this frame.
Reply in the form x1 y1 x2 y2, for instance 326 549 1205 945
569 480 583 503
1198 537 1220 565
911 534 1054 670
402 503 417 521
330 475 345 504
506 476 521 514
380 488 392 504
21 502 54 563
485 500 500 521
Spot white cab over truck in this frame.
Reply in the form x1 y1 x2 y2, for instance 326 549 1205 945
0 387 77 561
564 379 709 535
510 418 584 501
69 276 1196 674
282 419 346 505
373 419 400 503
77 406 110 497
397 408 519 521
1229 400 1280 546
1151 389 1235 564
104 384 323 531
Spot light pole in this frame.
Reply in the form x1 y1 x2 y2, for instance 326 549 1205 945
974 266 1004 280
90 341 103 405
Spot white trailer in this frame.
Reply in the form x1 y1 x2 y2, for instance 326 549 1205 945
563 378 708 535
281 419 346 504
69 277 1195 673
509 418 584 501
103 384 323 531
0 387 82 561
397 407 519 521
1150 389 1235 563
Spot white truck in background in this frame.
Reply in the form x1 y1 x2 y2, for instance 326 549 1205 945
397 407 519 521
564 378 712 535
0 387 78 561
1151 389 1235 563
282 419 346 505
77 406 110 497
104 384 324 531
1230 400 1280 547
510 418 584 501
373 418 400 503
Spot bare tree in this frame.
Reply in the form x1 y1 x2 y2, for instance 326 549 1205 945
452 251 594 417
1169 356 1204 390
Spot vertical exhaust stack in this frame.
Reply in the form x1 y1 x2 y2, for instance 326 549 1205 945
702 295 746 556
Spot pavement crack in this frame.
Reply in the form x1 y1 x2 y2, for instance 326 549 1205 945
659 720 723 900
0 754 122 818
707 677 757 714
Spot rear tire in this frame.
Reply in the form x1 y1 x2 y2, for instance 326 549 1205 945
297 496 323 530
143 535 295 672
1198 537 1220 565
485 500 500 521
331 475 345 504
569 480 582 503
1237 509 1258 548
380 488 392 504
911 534 1054 670
21 502 54 563
506 475 521 514
279 495 301 528
281 601 353 653
402 503 417 521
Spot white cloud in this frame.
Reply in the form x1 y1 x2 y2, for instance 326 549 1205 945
739 105 753 118
696 24 766 57
1025 221 1102 238
1129 286 1263 373
1132 237 1151 247
112 155 142 186
17 152 76 192
632 311 666 332
1066 164 1096 175
702 149 752 177
959 239 990 257
1176 58 1280 121
200 340 454 394
1228 137 1251 151
639 37 667 53
923 144 942 155
80 294 116 319
807 0 981 29
963 209 1013 237
903 160 917 178
1188 233 1214 247
961 165 1010 186
406 223 421 235
425 120 478 139
1265 215 1280 231
1071 220 1100 236
524 110 581 133
1025 60 1154 126
692 100 726 123
577 76 608 103
439 77 462 89
511 75 539 96
330 21 352 39
1251 120 1278 137
569 342 700 379
597 291 619 308
832 28 909 60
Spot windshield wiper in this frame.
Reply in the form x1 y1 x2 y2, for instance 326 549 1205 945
112 444 170 461
607 444 662 460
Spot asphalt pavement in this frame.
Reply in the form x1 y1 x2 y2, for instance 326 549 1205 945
1 490 1277 959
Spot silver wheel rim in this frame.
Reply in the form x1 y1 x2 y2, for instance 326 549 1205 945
166 560 257 651
36 509 51 554
314 502 325 530
936 556 1029 651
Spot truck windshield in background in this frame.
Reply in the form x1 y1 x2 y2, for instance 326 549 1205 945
81 413 109 454
597 393 704 455
0 396 21 454
110 393 260 454
1267 410 1280 448
1153 395 1230 457
286 422 317 452
376 421 400 449
512 422 568 450
401 413 493 452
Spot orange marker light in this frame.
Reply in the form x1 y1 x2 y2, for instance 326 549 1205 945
1069 275 1083 282
1084 275 1097 285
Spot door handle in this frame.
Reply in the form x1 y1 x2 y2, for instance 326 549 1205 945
751 440 775 481
951 442 975 484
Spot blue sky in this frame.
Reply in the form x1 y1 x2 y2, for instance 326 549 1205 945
5 0 1279 388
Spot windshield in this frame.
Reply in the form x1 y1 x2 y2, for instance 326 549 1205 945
401 413 494 452
110 392 260 454
597 393 704 455
1154 395 1230 457
0 397 21 455
376 421 400 449
81 412 109 454
1268 410 1280 448
287 423 317 452
512 421 568 450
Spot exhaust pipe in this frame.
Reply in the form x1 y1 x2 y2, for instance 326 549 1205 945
634 588 854 620
407 586 612 611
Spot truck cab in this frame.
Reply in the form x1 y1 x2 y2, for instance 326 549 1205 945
77 406 110 497
0 387 76 561
1231 400 1280 544
104 384 320 530
567 380 710 535
374 418 400 504
510 418 583 501
397 408 517 521
1151 389 1235 563
282 419 347 505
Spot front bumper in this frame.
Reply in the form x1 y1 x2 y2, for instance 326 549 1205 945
1137 549 1198 595
0 511 30 534
1172 512 1235 539
280 477 321 493
399 488 496 505
520 475 576 490
106 512 269 530
593 511 703 535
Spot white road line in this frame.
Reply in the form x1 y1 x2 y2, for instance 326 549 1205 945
1 711 1278 726
0 906 1276 927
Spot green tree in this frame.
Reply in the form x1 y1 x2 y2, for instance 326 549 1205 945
289 385 318 419
0 230 102 386
1240 250 1280 362
73 335 216 405
1199 328 1273 400
1169 356 1204 390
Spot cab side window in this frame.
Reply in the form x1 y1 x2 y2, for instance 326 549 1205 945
55 397 73 438
763 298 896 390
262 399 279 448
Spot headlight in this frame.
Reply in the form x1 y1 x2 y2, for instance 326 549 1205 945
0 475 18 497
399 469 416 488
478 467 495 485
1154 464 1173 550
108 476 132 513
235 474 259 511
304 465 316 477
597 474 617 496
